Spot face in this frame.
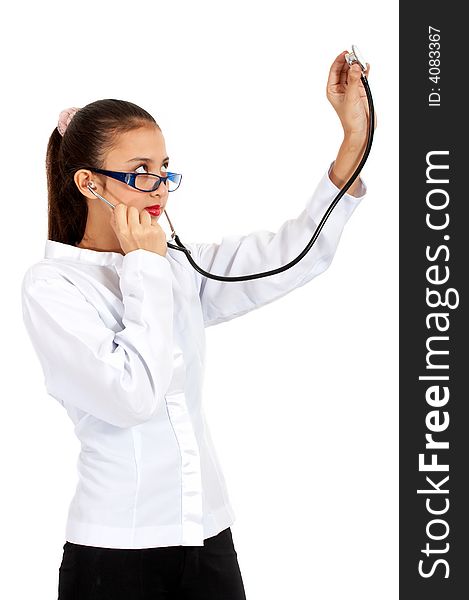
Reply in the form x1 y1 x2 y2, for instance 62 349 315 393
74 124 170 252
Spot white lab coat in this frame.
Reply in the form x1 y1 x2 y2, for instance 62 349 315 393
21 163 366 549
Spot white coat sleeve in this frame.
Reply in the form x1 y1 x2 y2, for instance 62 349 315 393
21 249 174 428
185 161 367 328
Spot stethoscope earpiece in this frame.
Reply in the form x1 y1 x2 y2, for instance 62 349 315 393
86 182 115 209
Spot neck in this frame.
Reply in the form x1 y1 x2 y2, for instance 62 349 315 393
76 237 124 255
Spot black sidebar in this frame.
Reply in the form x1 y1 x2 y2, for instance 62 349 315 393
400 5 468 599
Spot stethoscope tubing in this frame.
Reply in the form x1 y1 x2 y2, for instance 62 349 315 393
87 64 374 282
166 70 374 282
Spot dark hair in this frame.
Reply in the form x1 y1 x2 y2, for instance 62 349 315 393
46 99 160 246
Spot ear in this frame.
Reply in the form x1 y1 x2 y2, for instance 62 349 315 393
74 169 97 199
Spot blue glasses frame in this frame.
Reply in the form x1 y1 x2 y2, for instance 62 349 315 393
88 167 182 192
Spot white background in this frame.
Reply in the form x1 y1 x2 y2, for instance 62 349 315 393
0 1 398 598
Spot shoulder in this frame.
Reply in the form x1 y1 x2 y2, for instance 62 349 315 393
22 259 68 284
21 260 81 299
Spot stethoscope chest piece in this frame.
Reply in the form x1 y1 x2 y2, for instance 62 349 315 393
345 44 368 72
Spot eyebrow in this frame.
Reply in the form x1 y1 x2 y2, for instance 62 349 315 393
126 156 170 163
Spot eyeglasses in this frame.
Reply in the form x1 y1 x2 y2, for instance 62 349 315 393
87 167 182 192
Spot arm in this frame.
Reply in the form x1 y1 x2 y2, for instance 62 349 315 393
330 134 368 197
21 249 175 428
185 162 366 328
326 50 377 196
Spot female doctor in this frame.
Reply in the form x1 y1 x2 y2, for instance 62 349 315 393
21 50 375 600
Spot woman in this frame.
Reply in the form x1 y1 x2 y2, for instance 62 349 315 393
21 50 374 599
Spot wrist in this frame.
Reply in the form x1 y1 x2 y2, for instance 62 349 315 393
342 132 368 152
331 135 367 197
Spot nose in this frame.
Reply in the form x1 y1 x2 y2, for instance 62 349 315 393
149 178 168 201
153 176 169 192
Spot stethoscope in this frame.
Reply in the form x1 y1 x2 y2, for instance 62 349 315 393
87 45 374 282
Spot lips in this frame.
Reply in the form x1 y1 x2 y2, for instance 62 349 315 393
144 205 162 217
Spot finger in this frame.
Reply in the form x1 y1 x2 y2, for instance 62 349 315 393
352 62 370 83
127 205 141 229
140 206 152 226
345 63 363 102
327 50 349 89
339 57 351 86
114 203 128 231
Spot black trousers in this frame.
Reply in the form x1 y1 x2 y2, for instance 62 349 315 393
57 527 247 599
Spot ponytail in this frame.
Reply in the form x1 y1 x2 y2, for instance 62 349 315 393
46 99 160 246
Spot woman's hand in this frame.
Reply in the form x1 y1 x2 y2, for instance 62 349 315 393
326 50 377 139
109 204 168 256
326 50 377 197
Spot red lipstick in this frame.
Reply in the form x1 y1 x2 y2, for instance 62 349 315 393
145 205 161 216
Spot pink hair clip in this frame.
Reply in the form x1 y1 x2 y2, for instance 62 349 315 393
57 107 80 136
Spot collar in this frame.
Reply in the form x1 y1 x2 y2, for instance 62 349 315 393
44 240 125 268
